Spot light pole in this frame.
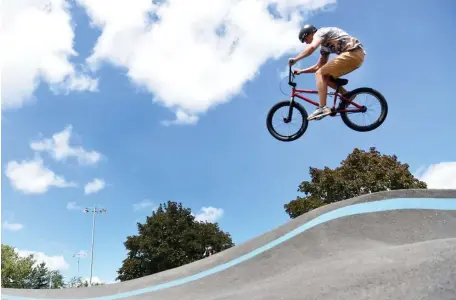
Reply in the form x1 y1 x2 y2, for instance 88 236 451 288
83 206 106 286
73 252 87 274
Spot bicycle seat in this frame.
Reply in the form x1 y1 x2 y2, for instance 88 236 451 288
329 76 348 86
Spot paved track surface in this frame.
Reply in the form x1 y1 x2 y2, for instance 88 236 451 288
3 189 456 300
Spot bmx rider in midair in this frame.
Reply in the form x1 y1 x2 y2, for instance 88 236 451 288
288 24 366 120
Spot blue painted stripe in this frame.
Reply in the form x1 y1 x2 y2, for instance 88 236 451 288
4 197 456 300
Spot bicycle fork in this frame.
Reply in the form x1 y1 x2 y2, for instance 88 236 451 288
285 96 295 123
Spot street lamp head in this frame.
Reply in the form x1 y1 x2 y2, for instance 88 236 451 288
73 251 87 258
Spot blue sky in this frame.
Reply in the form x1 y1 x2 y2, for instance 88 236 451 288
2 0 455 284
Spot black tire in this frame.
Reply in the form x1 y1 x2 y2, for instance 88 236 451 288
266 100 309 142
340 87 388 132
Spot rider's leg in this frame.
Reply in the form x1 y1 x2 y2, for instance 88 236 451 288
307 48 365 120
305 69 332 121
316 71 330 107
327 80 347 95
327 80 350 111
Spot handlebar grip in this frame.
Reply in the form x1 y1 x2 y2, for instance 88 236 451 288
288 64 297 87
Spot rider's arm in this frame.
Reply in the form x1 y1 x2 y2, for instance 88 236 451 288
297 54 328 74
317 54 329 66
293 36 323 61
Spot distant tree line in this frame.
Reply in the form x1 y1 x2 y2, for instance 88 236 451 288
3 147 427 288
1 244 104 289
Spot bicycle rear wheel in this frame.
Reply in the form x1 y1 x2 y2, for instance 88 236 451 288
340 87 388 132
266 100 309 142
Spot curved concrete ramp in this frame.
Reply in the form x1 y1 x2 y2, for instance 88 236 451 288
3 189 456 300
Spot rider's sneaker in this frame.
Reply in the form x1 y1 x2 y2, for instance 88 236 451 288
307 106 331 120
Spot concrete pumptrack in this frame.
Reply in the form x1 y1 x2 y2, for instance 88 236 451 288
3 189 456 300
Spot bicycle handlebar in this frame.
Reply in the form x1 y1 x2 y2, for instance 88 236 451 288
288 64 296 87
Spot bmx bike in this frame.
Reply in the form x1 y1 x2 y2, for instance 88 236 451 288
266 65 388 142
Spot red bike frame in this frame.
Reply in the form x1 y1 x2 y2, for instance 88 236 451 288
288 66 364 113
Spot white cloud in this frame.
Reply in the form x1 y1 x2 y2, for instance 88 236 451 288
1 0 98 110
86 276 102 284
133 199 155 211
51 72 98 94
5 157 77 194
16 249 70 271
66 201 83 211
194 206 224 223
30 125 102 165
3 221 25 231
277 60 306 79
161 109 199 127
415 162 456 189
84 178 106 195
75 0 336 124
82 276 116 285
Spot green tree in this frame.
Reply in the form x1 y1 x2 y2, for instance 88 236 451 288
1 244 34 288
26 262 50 289
66 276 103 288
1 244 65 289
48 270 65 289
67 276 86 288
116 201 234 281
284 147 427 218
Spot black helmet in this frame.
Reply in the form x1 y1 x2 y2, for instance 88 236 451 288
299 24 317 42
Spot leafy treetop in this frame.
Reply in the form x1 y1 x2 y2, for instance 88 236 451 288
284 147 427 218
116 201 234 281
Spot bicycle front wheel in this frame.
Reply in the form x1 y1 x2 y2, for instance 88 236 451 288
266 100 309 142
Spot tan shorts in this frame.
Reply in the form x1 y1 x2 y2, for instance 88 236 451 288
319 47 365 78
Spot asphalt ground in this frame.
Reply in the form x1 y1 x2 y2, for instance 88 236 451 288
3 189 456 300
